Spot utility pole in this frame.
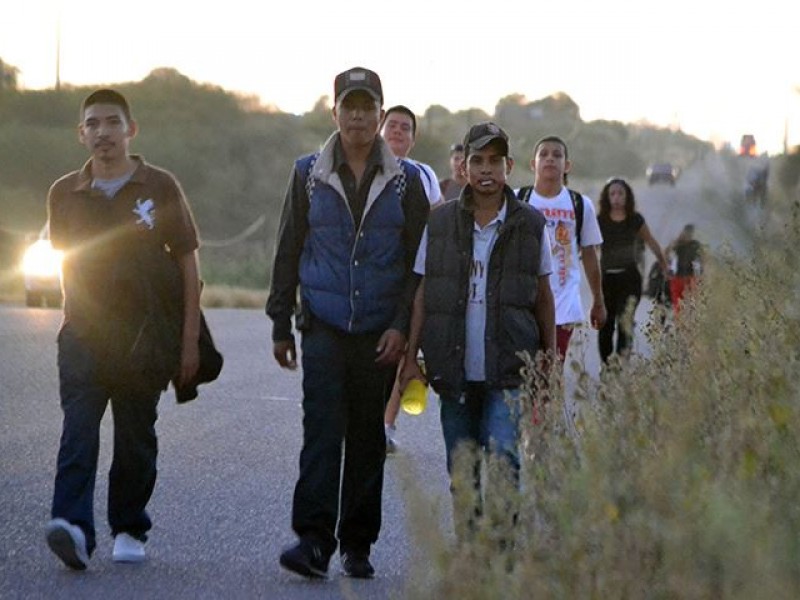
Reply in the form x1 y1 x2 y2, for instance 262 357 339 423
784 117 789 156
55 12 61 91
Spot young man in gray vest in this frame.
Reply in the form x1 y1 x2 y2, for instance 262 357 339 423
400 122 555 521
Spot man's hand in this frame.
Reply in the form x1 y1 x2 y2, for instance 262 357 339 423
580 245 606 331
398 355 426 393
375 329 406 367
273 339 298 370
590 302 607 330
178 342 200 388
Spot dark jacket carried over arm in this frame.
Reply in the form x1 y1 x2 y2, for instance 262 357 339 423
128 251 222 402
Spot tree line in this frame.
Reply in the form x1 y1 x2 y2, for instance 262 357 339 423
0 65 715 286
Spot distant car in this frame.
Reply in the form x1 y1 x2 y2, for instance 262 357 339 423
21 224 63 308
646 163 678 186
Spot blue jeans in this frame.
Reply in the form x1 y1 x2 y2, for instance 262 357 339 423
439 383 522 476
439 383 522 531
52 325 160 555
292 318 394 556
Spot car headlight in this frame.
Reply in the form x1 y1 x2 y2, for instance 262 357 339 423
22 240 63 278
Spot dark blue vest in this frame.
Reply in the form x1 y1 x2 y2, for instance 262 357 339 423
297 154 413 334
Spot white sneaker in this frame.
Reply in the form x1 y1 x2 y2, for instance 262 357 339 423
113 533 146 563
45 518 89 570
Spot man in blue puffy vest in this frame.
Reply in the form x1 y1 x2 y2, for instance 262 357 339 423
266 67 429 580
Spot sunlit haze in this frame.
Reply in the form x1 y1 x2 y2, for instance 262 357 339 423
2 0 798 154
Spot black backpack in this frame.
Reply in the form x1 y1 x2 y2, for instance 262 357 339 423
517 186 584 247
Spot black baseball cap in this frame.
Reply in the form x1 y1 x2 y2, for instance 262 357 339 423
334 67 383 105
463 122 509 157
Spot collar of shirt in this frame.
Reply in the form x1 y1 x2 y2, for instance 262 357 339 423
332 134 384 174
473 199 507 232
75 155 146 192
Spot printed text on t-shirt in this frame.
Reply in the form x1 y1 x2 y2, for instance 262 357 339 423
470 258 485 303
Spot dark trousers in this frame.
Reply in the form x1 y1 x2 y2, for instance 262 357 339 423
52 326 160 555
599 267 643 362
294 319 393 556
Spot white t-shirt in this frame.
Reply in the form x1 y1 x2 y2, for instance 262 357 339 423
524 187 602 325
411 160 442 205
413 204 552 381
92 173 133 199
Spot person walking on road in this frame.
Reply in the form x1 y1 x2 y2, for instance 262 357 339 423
380 104 440 453
266 67 429 580
596 177 668 362
439 143 468 201
666 223 703 314
517 135 606 364
399 122 555 526
381 104 442 206
45 89 202 570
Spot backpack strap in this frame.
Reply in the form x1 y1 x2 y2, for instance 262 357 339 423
568 188 584 248
415 161 433 189
519 185 582 246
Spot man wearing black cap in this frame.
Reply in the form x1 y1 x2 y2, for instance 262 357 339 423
267 67 429 579
399 122 555 527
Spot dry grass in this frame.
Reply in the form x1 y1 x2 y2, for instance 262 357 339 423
401 195 800 599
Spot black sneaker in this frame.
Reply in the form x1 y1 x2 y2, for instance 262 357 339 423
45 518 89 571
341 551 375 579
279 539 330 579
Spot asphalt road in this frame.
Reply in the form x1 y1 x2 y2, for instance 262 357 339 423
0 154 754 598
0 306 452 600
0 305 653 600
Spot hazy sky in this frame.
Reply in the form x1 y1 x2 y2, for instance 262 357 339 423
2 0 797 154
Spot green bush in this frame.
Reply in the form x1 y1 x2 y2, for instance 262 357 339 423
403 197 800 599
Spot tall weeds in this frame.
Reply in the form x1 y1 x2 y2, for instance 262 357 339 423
403 195 800 599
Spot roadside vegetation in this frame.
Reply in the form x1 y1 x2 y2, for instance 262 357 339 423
401 190 800 598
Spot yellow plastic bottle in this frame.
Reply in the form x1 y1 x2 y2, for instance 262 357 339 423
400 358 427 415
400 379 427 415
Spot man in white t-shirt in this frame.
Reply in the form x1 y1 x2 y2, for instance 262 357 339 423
380 104 441 452
520 135 606 363
381 105 442 205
